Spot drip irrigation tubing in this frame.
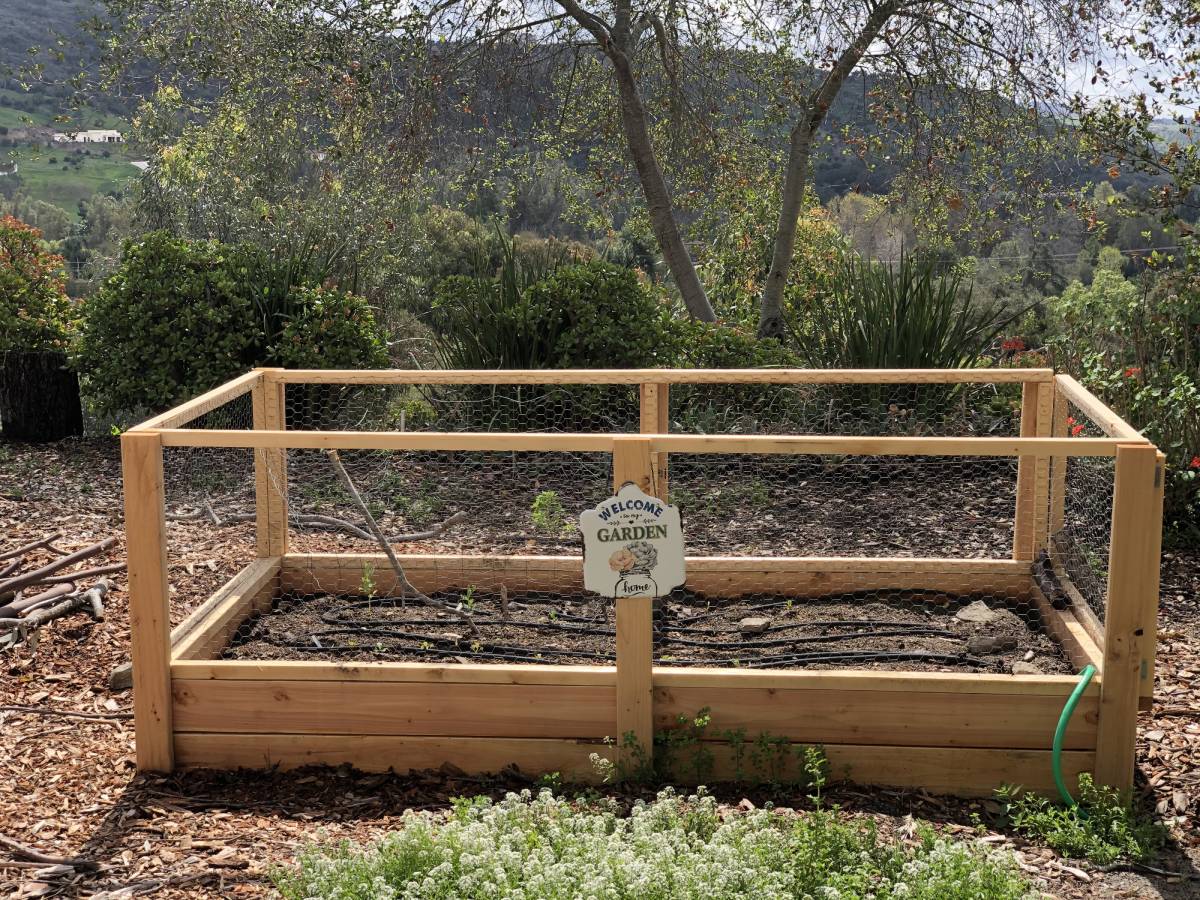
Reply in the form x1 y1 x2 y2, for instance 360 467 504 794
240 628 984 670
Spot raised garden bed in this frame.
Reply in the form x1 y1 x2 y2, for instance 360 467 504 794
120 368 1164 798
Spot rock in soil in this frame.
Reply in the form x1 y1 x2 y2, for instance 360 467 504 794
966 635 1019 655
739 616 772 635
955 600 998 623
1011 660 1042 674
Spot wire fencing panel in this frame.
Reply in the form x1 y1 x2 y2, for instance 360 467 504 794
159 394 257 625
150 374 1103 678
1050 398 1117 626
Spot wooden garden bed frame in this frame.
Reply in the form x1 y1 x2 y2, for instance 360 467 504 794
121 368 1164 797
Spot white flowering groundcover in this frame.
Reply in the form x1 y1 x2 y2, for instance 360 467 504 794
274 789 1035 900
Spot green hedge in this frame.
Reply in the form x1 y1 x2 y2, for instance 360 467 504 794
77 232 387 416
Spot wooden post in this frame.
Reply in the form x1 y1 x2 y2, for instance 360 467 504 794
1095 443 1163 790
252 369 288 557
121 430 174 772
1013 381 1040 559
1141 451 1167 708
612 437 655 770
1031 380 1054 554
639 383 669 500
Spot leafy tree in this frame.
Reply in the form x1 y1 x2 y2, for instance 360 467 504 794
0 214 73 352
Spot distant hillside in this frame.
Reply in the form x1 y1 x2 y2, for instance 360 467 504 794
0 0 134 122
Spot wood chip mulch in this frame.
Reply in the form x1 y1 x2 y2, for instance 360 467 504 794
1 439 1197 898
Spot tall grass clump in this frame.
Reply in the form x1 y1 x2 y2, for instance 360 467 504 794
798 253 1018 370
274 788 1035 899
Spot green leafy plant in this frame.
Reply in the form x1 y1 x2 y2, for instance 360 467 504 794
1048 256 1200 539
271 285 388 369
530 490 572 534
76 231 260 415
996 775 1165 864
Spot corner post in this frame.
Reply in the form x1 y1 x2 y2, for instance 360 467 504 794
121 430 173 772
252 368 288 557
1095 443 1163 790
639 382 669 501
612 437 655 771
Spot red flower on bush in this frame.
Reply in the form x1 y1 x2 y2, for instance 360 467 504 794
1066 417 1085 437
1190 456 1200 470
1124 366 1141 378
1001 337 1026 353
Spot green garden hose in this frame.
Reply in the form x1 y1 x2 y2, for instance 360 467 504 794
1053 664 1096 806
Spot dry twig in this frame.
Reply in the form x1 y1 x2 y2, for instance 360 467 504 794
325 449 480 636
0 833 98 872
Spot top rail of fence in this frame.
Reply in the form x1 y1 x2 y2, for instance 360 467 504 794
1055 374 1146 442
129 370 263 432
154 430 1127 457
271 367 1055 386
128 367 1058 433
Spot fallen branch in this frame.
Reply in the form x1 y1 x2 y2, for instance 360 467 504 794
0 532 62 562
0 704 131 721
0 582 76 619
0 536 118 598
0 833 98 872
325 449 480 637
0 558 21 579
0 580 108 649
42 562 125 584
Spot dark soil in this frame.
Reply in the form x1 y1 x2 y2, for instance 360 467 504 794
226 587 1074 674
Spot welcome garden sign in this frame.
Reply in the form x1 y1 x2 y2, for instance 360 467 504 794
580 483 685 599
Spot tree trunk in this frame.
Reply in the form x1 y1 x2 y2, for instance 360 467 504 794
608 49 716 322
756 2 897 340
756 130 813 339
0 351 83 442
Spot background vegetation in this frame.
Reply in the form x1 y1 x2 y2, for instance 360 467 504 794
0 0 1196 540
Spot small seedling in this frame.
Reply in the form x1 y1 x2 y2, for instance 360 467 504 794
531 490 572 534
359 563 377 606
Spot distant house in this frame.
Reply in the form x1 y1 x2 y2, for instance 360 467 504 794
52 129 124 144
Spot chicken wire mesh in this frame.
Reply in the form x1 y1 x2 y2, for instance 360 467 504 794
1046 399 1118 627
159 394 259 632
150 374 1123 677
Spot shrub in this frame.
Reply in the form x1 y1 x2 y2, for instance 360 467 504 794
0 215 73 353
78 232 389 416
272 286 388 369
274 788 1034 900
522 262 677 368
797 252 1018 370
1048 263 1200 539
997 775 1165 864
432 258 676 430
76 231 259 414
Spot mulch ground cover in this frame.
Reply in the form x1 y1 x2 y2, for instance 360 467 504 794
1 438 1197 898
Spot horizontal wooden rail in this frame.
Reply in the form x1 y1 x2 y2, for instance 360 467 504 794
130 370 262 432
271 367 1054 386
157 428 1124 456
1055 375 1146 442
